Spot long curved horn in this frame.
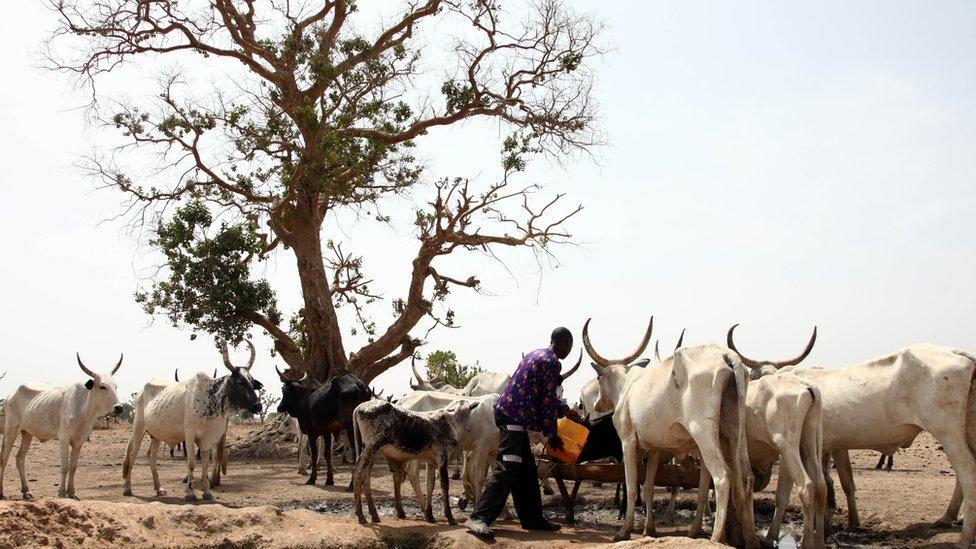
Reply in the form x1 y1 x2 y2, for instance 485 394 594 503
621 317 654 365
175 369 180 382
561 350 583 381
727 324 818 369
410 355 430 387
111 354 123 375
220 340 235 371
582 318 611 367
674 329 686 350
76 353 95 378
243 340 256 370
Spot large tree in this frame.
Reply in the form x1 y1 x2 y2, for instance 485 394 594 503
47 0 604 382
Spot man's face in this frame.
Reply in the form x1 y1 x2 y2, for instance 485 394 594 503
553 337 573 359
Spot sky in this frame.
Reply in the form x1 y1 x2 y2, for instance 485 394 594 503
1 1 974 405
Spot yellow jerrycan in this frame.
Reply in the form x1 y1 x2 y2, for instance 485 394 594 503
545 418 590 464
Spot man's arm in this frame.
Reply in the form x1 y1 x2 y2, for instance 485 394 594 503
538 356 567 437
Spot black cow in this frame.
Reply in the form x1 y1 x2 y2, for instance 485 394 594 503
276 370 372 488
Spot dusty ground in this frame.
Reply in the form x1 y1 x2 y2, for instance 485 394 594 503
0 423 963 547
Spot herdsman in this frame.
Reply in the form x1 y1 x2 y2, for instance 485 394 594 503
466 327 582 537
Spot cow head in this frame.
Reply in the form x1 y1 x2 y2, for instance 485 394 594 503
582 318 653 413
76 353 124 416
276 366 312 416
443 400 481 441
726 324 817 380
221 340 263 414
409 356 442 392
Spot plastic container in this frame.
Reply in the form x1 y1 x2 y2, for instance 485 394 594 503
545 418 590 464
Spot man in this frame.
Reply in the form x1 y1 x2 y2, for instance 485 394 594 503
466 327 582 538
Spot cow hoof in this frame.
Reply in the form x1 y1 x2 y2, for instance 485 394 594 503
451 471 461 480
371 515 381 524
345 485 354 493
457 498 468 511
357 515 367 525
0 492 5 500
185 494 198 502
447 518 457 526
688 527 703 539
23 493 34 501
642 529 657 538
68 494 80 501
425 515 436 524
325 478 334 486
613 531 630 542
932 520 954 530
202 493 214 501
122 488 133 497
305 478 316 485
396 510 406 519
156 489 167 497
57 490 66 498
211 479 221 487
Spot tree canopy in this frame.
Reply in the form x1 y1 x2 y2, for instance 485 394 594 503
47 0 605 382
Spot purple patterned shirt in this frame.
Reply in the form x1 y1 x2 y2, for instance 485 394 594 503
494 348 569 437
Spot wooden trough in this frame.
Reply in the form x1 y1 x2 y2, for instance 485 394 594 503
537 459 701 525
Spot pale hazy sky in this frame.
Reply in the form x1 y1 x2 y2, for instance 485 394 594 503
1 1 974 405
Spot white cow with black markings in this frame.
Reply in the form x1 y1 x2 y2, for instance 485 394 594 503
122 341 262 501
0 354 124 500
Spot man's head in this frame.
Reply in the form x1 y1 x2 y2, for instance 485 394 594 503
550 327 573 359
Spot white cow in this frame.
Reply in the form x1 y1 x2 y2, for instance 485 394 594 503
410 357 579 397
122 341 263 501
728 329 976 549
276 413 327 475
0 354 124 499
584 318 759 546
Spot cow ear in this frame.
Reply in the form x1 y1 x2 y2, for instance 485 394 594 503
590 362 608 377
85 379 94 390
632 358 651 368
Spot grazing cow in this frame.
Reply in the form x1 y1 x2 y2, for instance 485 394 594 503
393 391 500 513
122 341 262 501
584 318 758 546
276 370 371 488
0 354 124 500
728 329 976 549
352 399 479 524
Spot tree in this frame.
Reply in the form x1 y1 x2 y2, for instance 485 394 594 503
47 0 604 382
424 350 483 389
257 387 279 423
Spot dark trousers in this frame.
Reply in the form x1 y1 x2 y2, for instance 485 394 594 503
469 410 546 527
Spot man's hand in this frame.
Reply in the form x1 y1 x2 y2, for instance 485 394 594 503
547 436 564 452
563 409 582 423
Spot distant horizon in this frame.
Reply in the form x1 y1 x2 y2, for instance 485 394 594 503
2 0 974 407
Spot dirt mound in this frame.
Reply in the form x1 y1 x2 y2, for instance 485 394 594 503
227 420 299 459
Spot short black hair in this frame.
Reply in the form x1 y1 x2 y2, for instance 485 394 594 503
551 327 573 346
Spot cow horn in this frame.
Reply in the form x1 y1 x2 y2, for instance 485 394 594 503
276 365 287 382
726 324 817 369
243 339 256 370
561 350 583 381
299 371 309 382
220 340 235 371
175 369 180 382
674 328 686 350
410 355 430 388
582 318 611 367
621 317 654 365
76 353 95 378
654 340 661 363
111 354 123 375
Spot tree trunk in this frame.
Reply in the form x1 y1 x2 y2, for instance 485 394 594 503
287 210 349 381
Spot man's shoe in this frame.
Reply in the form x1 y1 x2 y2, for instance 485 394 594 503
523 520 561 532
466 518 494 538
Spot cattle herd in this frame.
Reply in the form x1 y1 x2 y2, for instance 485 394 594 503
1 319 975 549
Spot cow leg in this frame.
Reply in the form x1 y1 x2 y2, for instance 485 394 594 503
0 425 21 499
391 462 407 519
147 437 166 496
122 416 147 497
690 462 711 538
365 455 380 523
353 444 377 524
885 454 893 471
932 429 976 548
441 452 456 525
767 464 794 545
642 450 661 537
822 453 837 511
199 444 214 500
692 430 732 545
614 435 641 541
56 438 70 498
782 448 821 549
66 441 83 499
833 450 859 529
407 460 425 512
323 432 335 486
306 434 319 485
344 425 358 491
936 479 963 527
184 434 198 502
663 486 678 524
424 462 437 523
874 453 885 470
16 433 34 500
298 434 308 476
800 427 828 549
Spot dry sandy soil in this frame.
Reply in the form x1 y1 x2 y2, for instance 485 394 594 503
0 423 963 547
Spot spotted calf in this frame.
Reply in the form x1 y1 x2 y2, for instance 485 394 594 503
352 399 479 525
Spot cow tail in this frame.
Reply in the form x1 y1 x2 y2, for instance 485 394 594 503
352 406 362 463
